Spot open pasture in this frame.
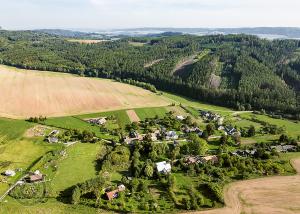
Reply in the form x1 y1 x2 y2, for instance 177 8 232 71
0 65 169 119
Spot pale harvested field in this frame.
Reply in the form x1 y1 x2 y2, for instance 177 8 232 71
67 39 108 44
0 65 170 118
126 110 140 122
194 158 300 214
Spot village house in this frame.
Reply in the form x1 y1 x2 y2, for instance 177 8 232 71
47 136 59 143
270 145 297 153
231 149 257 157
26 170 44 183
200 111 223 123
225 126 240 137
3 170 16 177
86 117 107 126
182 125 202 134
176 115 185 121
199 155 219 164
156 161 172 174
124 131 144 144
184 156 201 165
105 184 126 200
165 131 178 140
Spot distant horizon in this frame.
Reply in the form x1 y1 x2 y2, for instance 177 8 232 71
2 26 300 31
1 0 300 30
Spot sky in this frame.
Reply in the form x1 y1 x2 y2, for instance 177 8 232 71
0 0 300 30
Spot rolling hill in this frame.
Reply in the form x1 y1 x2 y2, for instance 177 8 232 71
0 65 169 118
0 30 299 119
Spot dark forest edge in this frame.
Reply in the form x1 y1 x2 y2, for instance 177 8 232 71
0 30 300 120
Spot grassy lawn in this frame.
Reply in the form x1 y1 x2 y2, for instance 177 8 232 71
277 152 300 175
0 140 57 194
232 119 262 129
44 116 98 132
162 92 234 116
241 113 300 138
0 197 99 214
0 118 32 142
43 110 131 139
51 143 101 193
134 107 168 120
76 109 130 128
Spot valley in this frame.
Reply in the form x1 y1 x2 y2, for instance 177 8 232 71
0 30 300 214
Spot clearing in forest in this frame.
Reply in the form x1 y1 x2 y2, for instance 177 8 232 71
0 65 169 119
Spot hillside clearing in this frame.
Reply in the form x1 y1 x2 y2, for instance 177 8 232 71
0 65 169 119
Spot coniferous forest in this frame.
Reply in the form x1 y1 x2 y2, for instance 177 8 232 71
0 30 300 118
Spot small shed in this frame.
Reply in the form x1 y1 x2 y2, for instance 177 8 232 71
4 170 16 177
156 161 171 174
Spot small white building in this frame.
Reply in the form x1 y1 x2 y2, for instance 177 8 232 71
34 170 41 175
156 161 171 174
4 170 16 177
176 115 185 121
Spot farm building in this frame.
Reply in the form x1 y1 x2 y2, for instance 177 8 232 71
86 117 107 126
165 131 178 140
270 145 297 153
4 170 16 177
156 161 171 174
26 170 44 183
231 149 257 157
47 136 59 143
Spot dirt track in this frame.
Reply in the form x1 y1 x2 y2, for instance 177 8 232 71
0 65 169 118
195 158 300 214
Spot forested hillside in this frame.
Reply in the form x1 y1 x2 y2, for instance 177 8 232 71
0 30 299 118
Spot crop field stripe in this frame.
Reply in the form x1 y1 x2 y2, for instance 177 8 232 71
126 110 140 122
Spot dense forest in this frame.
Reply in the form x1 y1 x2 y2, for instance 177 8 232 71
0 30 300 118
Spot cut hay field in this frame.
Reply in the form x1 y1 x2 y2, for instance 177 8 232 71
0 65 170 119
